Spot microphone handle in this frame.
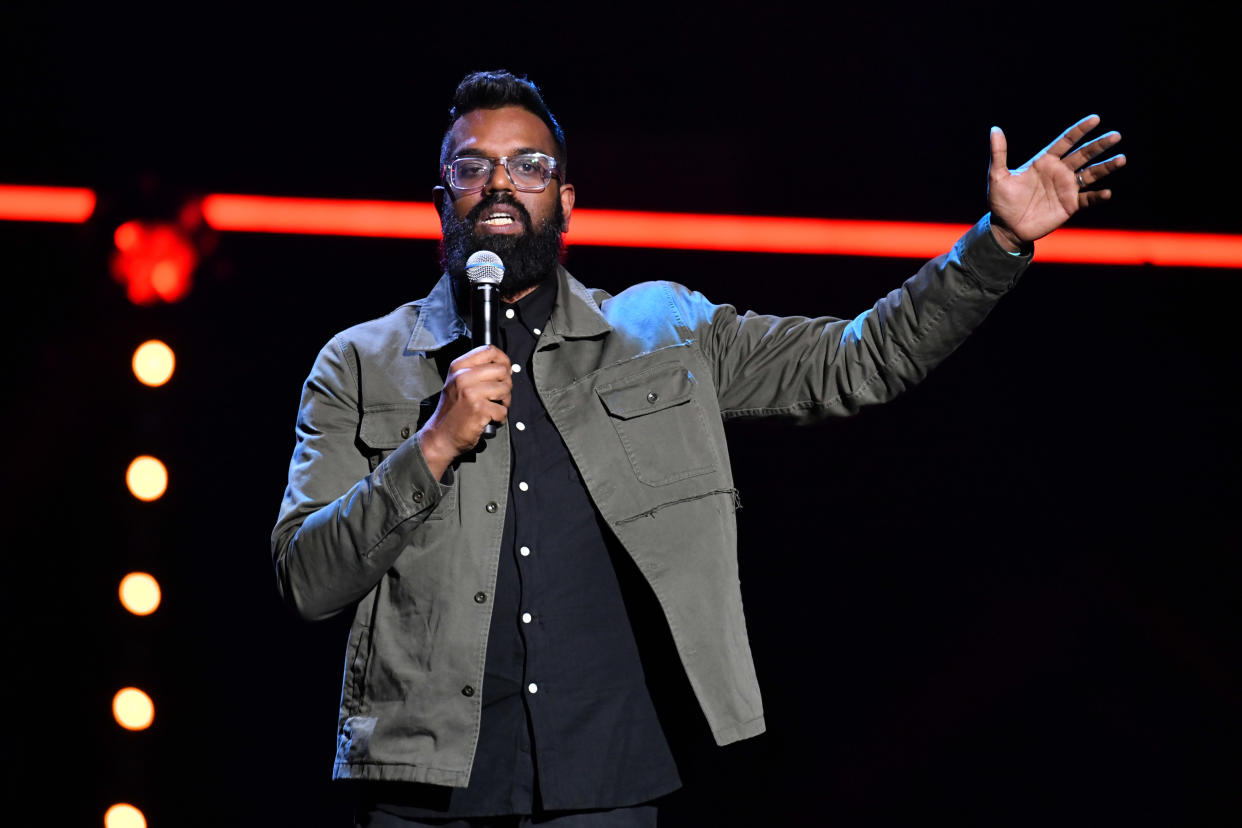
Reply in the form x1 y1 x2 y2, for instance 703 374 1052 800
472 283 500 438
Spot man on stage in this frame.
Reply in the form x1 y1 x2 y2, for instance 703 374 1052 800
272 70 1123 826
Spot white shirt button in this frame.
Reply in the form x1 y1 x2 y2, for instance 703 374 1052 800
527 683 538 694
519 481 529 492
519 546 531 557
511 364 521 373
515 421 526 431
505 308 515 319
521 612 532 624
532 327 541 335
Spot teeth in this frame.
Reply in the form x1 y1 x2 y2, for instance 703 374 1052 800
482 215 514 225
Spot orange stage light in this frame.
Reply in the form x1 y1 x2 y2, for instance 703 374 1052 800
112 687 155 731
132 339 176 387
104 803 147 828
0 184 96 223
200 194 1242 269
126 455 168 502
119 572 162 616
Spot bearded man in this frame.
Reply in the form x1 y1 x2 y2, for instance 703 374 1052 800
272 70 1124 827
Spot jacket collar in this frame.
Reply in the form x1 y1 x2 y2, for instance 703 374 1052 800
404 266 612 354
547 266 612 340
405 272 469 354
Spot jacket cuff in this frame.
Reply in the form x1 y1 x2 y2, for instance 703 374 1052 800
958 213 1033 293
380 433 451 517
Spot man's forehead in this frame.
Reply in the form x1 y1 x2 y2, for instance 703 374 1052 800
446 106 558 157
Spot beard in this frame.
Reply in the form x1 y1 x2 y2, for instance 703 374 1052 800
440 192 565 300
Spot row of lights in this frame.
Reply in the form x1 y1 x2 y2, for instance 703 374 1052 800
106 340 176 828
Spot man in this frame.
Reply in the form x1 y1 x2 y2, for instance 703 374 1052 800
272 71 1123 826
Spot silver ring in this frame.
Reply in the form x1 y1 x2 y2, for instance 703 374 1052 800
1076 172 1086 189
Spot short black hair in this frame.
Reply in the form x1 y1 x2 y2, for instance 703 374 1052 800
439 70 568 181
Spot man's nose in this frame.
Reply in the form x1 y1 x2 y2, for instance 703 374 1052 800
484 160 514 194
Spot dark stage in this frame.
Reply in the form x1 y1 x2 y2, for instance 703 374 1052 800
3 5 1238 825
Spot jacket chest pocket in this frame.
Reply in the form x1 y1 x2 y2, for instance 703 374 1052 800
596 361 717 487
359 403 455 519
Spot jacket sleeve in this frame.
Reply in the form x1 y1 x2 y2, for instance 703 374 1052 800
696 215 1029 421
270 335 447 621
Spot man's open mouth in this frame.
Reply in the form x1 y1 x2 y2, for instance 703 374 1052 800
474 201 525 231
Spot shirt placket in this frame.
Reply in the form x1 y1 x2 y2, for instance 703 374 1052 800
502 302 546 764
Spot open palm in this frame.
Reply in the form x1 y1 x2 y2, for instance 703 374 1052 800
988 115 1125 249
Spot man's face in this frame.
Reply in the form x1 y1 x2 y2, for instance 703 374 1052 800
436 105 575 299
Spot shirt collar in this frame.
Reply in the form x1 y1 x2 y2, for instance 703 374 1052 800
503 276 557 332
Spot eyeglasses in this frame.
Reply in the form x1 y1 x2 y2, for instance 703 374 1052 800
442 153 561 194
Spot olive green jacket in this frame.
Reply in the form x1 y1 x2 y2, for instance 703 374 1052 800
271 215 1029 787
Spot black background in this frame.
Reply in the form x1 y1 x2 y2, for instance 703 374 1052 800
3 3 1238 826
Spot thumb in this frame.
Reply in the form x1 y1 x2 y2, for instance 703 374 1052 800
989 126 1008 176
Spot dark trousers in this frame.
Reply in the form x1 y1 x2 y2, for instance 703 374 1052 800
356 805 659 828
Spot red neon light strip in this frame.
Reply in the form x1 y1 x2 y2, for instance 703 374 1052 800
5 189 1235 269
570 210 967 257
1033 228 1242 267
0 184 96 223
200 194 441 239
201 194 1242 269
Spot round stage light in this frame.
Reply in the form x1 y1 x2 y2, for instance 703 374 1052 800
112 687 154 731
132 340 175 387
126 456 167 502
104 803 146 828
119 572 161 616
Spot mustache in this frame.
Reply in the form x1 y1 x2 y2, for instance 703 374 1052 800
466 193 534 232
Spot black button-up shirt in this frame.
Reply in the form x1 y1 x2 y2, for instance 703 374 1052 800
363 280 681 819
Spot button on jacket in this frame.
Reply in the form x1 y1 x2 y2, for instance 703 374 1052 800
271 216 1029 788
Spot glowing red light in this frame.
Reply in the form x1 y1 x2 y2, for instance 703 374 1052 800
110 221 198 305
5 182 1242 269
198 194 1242 269
114 222 140 251
201 194 440 238
0 184 96 222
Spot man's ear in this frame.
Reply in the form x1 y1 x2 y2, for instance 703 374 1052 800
558 183 575 232
432 185 448 225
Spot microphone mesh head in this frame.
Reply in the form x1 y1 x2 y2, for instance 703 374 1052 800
465 250 505 286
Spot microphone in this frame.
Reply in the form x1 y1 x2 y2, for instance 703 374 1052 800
466 250 505 438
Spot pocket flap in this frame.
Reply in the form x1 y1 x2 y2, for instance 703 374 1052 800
597 362 696 419
359 406 422 450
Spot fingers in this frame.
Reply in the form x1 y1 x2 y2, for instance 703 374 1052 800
452 345 513 413
452 344 512 370
1076 153 1127 189
473 379 513 414
1048 114 1102 158
1062 130 1122 169
1049 116 1124 207
486 400 510 424
450 374 510 417
1079 189 1113 209
448 365 512 408
425 358 513 455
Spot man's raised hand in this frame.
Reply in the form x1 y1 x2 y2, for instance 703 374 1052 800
988 114 1126 251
